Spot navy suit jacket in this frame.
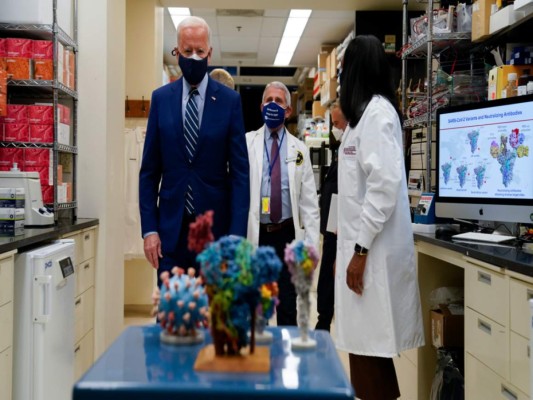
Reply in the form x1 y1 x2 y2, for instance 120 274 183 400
139 77 250 253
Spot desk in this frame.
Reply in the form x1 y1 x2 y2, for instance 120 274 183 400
73 325 354 400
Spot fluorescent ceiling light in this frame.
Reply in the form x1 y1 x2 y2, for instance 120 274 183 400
274 9 311 66
168 7 191 29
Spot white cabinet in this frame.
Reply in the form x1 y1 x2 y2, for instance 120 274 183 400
0 250 16 400
396 241 533 399
62 226 97 380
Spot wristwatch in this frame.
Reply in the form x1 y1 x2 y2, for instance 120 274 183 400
354 244 369 256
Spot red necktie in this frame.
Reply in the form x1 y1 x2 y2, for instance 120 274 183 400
270 131 281 223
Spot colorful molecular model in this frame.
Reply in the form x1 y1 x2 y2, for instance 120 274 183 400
153 266 209 345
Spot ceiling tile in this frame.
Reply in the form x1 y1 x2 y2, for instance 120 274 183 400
259 17 286 37
219 35 260 52
263 9 289 17
215 16 264 35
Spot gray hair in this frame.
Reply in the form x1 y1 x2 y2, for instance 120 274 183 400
262 81 291 107
176 16 212 48
329 99 341 112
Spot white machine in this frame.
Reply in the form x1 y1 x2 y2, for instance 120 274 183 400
13 240 76 400
0 168 54 226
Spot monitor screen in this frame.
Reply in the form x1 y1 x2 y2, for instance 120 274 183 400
435 94 533 224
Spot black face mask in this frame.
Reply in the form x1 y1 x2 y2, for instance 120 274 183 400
178 54 208 86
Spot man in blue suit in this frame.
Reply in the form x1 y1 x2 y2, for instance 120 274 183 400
139 16 249 277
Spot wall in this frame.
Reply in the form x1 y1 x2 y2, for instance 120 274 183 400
77 0 126 357
124 0 164 309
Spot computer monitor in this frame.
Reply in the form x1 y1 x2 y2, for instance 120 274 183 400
435 94 533 224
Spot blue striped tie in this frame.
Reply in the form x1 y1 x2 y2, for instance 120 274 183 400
184 88 199 215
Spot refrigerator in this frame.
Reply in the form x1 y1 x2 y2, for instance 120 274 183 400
13 240 76 400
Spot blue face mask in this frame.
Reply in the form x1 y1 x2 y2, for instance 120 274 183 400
178 53 208 86
262 102 286 129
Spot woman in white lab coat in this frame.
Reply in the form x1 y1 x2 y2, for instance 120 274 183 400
335 35 425 400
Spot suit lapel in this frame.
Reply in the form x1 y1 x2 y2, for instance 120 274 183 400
286 135 297 205
171 79 185 159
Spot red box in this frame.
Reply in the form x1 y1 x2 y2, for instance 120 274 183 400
41 184 54 204
67 49 75 89
6 38 32 80
25 165 52 186
1 104 28 124
29 124 53 143
0 93 6 118
0 148 24 168
57 104 71 124
24 148 51 167
28 105 53 125
33 40 53 80
4 123 29 142
0 39 7 73
57 164 63 184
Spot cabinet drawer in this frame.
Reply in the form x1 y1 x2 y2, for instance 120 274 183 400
0 303 13 352
510 278 533 339
74 287 95 343
62 232 82 266
466 307 508 379
81 228 96 263
74 329 94 381
510 331 530 396
465 263 508 326
75 258 95 297
466 353 527 400
0 346 12 400
0 256 14 307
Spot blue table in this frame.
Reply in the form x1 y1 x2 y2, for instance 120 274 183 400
73 325 354 400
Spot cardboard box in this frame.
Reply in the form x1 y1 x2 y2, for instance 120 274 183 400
488 65 524 100
472 0 497 42
1 104 28 124
490 4 526 34
29 124 53 143
32 40 53 80
4 123 29 142
28 105 53 125
431 305 464 348
0 188 25 208
312 100 326 118
5 38 32 80
0 148 23 169
329 47 337 79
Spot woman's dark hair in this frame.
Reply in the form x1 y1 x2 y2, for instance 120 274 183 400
339 35 401 128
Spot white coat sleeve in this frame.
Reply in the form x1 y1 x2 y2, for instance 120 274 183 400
356 101 404 250
298 145 320 250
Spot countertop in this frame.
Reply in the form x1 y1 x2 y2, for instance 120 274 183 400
0 218 99 254
73 325 354 400
414 233 533 277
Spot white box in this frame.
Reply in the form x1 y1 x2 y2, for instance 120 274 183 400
0 0 73 38
514 0 533 13
57 183 67 203
0 208 25 221
490 5 526 34
57 122 70 146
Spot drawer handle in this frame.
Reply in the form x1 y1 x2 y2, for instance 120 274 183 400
501 385 518 400
75 298 82 306
84 234 90 240
74 345 81 353
84 263 90 270
477 271 491 285
478 319 492 335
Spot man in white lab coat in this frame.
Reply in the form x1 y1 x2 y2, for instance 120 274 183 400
246 81 319 326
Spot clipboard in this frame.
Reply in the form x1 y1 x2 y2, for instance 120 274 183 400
326 193 338 233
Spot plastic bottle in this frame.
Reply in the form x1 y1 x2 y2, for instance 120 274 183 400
527 80 533 95
502 73 518 98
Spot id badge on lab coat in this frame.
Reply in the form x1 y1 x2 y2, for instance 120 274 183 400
261 197 271 215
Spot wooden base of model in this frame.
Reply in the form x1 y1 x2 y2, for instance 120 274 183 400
193 344 270 373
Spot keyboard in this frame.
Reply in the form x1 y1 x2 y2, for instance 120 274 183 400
451 231 515 243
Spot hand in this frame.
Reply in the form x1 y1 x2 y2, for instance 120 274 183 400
144 233 162 269
346 253 367 296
